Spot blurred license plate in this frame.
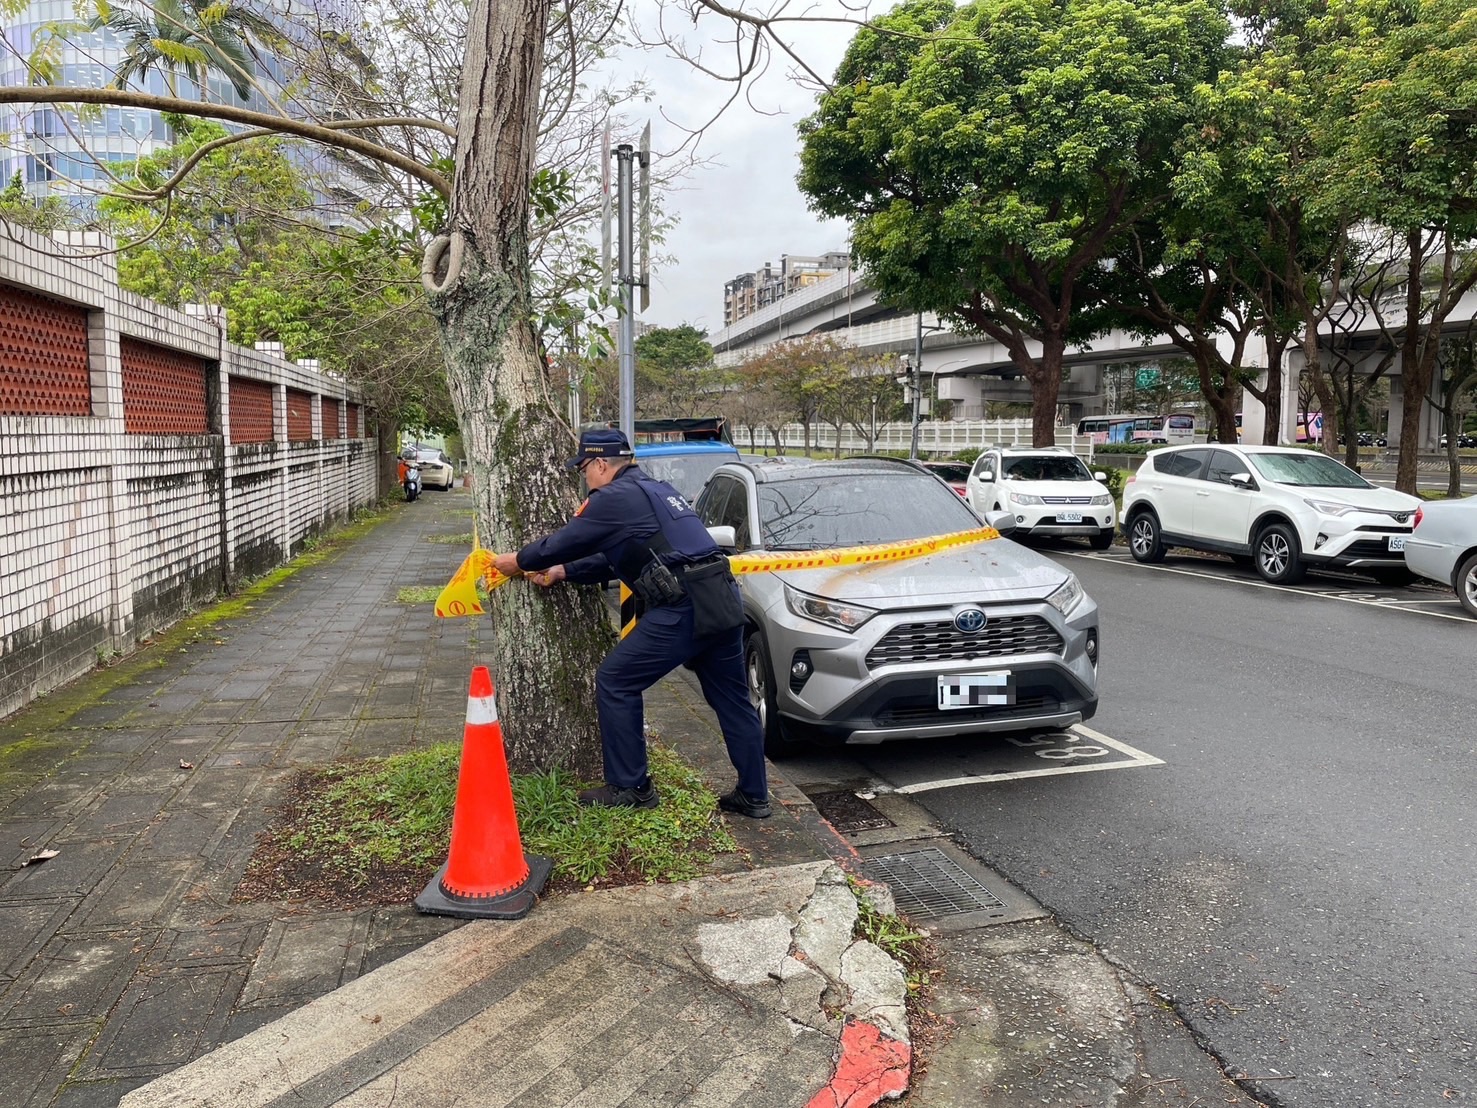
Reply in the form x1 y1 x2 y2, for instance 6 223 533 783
938 673 1015 710
1388 536 1406 551
1058 512 1083 523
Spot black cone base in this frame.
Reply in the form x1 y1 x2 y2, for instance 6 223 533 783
413 854 552 920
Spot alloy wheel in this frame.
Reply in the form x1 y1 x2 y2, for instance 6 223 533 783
1131 519 1155 558
1259 532 1290 576
747 648 768 732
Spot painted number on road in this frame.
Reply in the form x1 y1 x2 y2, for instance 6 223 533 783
1007 732 1111 760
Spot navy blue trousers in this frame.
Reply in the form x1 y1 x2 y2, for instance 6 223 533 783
595 601 767 799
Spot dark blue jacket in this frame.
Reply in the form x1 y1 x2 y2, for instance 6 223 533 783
516 465 719 586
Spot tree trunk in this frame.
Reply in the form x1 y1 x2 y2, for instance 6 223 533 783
1259 333 1289 446
1394 229 1430 495
427 0 606 776
1028 335 1065 446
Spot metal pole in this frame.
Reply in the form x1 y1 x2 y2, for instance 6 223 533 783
616 143 636 446
909 311 923 460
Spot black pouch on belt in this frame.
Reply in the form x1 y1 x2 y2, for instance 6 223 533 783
632 557 685 609
683 558 744 636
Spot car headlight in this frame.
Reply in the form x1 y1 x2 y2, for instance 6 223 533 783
1046 574 1084 616
1303 498 1360 517
783 585 876 632
1008 490 1043 506
1090 494 1112 506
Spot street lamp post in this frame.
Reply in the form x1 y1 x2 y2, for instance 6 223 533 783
909 312 923 460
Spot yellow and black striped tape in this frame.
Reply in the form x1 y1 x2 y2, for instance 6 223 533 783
451 527 1002 624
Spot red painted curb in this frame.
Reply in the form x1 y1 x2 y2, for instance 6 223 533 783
806 1018 912 1107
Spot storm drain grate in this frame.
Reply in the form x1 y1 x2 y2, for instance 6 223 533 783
809 790 895 833
863 848 1008 919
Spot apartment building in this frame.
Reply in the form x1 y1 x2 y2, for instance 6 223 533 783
723 252 850 326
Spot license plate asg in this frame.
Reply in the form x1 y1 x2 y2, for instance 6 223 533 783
1388 535 1406 552
939 672 1015 710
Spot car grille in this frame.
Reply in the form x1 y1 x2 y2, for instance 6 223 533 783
873 693 1059 727
866 615 1064 669
1041 496 1093 505
1341 538 1404 558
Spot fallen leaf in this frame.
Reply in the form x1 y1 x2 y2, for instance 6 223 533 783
22 848 59 866
179 759 195 770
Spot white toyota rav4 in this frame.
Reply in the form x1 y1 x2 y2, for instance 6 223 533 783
966 446 1117 549
1121 444 1422 585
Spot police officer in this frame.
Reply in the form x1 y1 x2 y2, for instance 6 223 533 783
492 428 770 818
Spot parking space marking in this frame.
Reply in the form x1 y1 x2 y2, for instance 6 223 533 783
883 725 1164 795
1061 551 1476 623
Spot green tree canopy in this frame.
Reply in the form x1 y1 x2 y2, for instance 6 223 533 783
798 0 1232 444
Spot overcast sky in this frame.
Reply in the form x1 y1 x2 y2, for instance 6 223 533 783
602 6 862 335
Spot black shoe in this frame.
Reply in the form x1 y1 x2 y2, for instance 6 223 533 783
718 787 772 819
578 782 659 809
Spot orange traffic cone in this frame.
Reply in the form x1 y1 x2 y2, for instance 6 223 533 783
414 666 551 920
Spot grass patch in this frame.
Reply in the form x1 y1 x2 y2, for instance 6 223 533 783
238 741 737 906
850 875 928 988
427 532 475 545
396 585 443 604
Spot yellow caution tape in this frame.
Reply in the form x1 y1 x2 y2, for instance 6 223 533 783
437 526 1000 618
727 527 1000 575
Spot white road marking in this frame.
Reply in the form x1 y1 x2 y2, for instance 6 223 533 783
882 724 1164 795
1063 552 1476 623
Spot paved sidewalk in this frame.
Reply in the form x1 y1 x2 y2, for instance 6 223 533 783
1 486 1260 1107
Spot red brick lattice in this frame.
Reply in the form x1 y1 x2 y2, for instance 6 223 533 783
321 396 342 439
0 284 92 417
286 388 313 441
121 338 208 434
346 402 361 438
229 376 275 443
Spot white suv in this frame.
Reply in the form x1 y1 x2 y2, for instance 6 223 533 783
966 446 1116 549
1121 445 1422 585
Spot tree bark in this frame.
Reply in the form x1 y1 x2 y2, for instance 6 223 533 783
1029 334 1066 446
1395 229 1429 495
427 0 606 776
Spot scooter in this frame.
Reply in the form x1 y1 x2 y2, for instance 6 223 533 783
403 461 421 502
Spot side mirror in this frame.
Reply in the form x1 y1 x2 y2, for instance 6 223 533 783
1230 473 1256 490
978 469 995 482
707 525 738 550
1093 471 1107 481
984 509 1017 536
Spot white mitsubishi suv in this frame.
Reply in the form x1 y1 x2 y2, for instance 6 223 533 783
1121 444 1422 585
966 446 1117 549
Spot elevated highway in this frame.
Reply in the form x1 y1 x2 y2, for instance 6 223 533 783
709 266 1477 448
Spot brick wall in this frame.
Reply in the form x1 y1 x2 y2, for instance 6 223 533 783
0 224 384 720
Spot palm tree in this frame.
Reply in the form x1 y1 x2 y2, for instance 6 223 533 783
89 0 275 102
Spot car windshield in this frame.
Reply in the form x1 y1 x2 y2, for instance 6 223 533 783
639 453 734 502
414 449 444 463
1247 451 1373 489
757 472 980 549
1002 455 1093 481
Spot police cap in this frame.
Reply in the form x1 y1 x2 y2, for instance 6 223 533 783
566 427 635 469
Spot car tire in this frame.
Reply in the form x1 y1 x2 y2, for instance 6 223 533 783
1456 551 1477 618
1127 511 1165 563
1254 522 1305 585
745 631 801 759
1089 528 1114 550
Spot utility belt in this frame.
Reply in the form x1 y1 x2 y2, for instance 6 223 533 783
630 553 743 636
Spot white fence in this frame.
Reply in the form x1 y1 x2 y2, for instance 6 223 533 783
729 418 1096 457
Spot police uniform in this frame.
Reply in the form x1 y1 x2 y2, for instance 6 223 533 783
515 430 768 812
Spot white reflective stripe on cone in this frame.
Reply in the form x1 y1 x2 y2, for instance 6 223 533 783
466 696 500 725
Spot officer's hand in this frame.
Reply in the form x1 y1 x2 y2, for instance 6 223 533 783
528 565 567 587
493 552 521 577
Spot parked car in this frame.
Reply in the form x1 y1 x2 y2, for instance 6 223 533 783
1121 444 1422 585
695 457 1100 755
1403 495 1477 617
409 446 455 490
921 460 972 497
965 446 1116 550
634 439 740 503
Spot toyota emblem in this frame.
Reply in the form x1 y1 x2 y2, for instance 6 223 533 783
953 608 987 634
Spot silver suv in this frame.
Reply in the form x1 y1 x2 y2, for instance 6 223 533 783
1121 445 1421 585
695 457 1100 755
